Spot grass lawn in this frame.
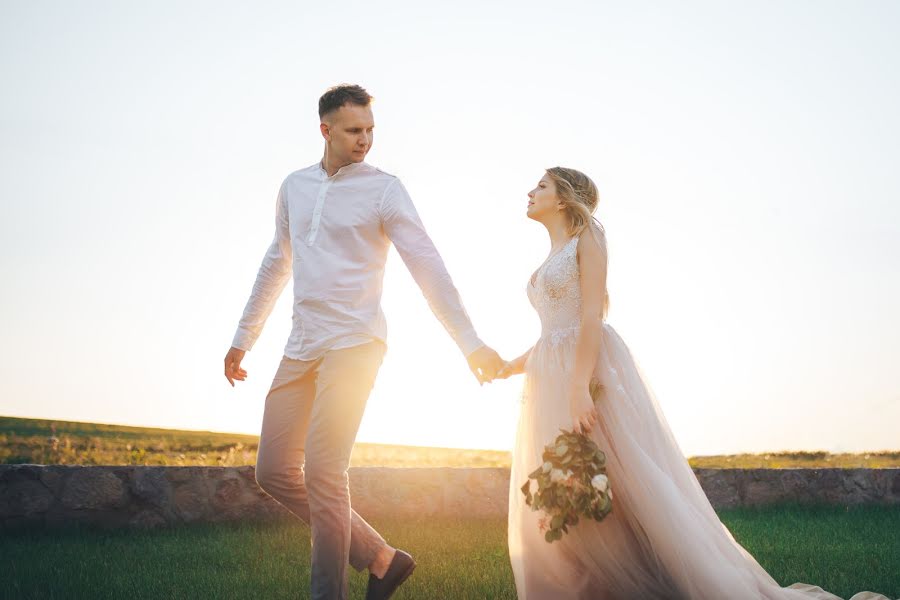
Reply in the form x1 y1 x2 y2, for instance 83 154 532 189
3 505 898 599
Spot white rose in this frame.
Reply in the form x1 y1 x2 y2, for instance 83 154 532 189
542 461 553 474
591 473 609 493
550 468 566 483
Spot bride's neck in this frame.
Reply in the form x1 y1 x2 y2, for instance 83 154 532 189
544 218 571 250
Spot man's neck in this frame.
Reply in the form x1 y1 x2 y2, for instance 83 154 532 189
322 152 353 177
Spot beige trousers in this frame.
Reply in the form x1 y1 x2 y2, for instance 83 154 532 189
254 340 388 600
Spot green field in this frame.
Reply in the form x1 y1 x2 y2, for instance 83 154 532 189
3 415 899 469
3 506 898 599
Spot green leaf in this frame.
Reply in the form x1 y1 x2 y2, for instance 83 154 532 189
599 495 611 513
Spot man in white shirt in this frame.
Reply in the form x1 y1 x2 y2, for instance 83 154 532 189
224 84 505 600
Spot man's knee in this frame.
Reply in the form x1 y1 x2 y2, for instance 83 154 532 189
254 458 277 493
255 457 291 494
304 460 349 502
256 455 307 491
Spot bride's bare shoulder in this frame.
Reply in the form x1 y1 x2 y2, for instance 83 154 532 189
576 225 608 265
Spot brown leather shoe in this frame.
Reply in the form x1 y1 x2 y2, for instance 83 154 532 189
365 549 416 600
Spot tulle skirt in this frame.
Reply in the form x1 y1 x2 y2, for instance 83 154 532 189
507 322 891 600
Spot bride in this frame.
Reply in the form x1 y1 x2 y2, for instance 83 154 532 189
494 167 891 600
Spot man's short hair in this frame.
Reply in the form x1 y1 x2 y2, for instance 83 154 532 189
318 84 374 120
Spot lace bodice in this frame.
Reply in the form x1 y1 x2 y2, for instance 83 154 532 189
527 235 582 346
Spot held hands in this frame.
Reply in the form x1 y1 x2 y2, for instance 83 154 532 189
569 382 599 435
224 347 248 387
495 356 525 379
466 345 505 385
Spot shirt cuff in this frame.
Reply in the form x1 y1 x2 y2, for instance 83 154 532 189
456 330 486 358
231 328 256 352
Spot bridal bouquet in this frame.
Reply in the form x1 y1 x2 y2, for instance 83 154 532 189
521 379 612 543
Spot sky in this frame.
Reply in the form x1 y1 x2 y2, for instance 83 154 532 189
1 0 898 455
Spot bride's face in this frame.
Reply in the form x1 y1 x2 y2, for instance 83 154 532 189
527 174 562 222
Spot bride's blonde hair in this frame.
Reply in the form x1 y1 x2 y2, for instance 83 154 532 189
545 166 600 237
545 166 610 318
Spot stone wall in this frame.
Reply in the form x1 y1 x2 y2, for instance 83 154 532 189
2 465 898 532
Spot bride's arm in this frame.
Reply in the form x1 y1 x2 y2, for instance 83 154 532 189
570 225 609 433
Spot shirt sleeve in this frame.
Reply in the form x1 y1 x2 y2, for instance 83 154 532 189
379 177 485 357
231 179 293 352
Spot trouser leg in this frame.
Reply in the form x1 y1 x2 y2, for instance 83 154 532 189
305 340 387 600
254 341 388 600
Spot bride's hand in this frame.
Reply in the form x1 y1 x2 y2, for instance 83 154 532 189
497 361 520 379
495 361 515 379
496 356 526 379
569 385 599 435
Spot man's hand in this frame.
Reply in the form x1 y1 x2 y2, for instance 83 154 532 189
495 360 519 380
224 347 248 387
466 345 505 385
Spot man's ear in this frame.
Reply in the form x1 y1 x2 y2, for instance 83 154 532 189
319 121 331 141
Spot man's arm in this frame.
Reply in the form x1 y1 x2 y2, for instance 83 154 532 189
224 180 292 386
379 177 503 383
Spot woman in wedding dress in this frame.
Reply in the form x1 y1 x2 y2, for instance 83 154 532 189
495 167 891 600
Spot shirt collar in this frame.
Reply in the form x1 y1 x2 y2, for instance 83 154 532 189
318 158 366 179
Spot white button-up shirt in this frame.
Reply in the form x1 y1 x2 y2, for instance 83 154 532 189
231 159 485 360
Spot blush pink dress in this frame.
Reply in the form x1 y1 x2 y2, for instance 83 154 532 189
507 229 891 600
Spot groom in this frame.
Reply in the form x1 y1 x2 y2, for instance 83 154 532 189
223 84 505 600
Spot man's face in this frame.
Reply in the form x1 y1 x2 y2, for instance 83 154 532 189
321 103 374 163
